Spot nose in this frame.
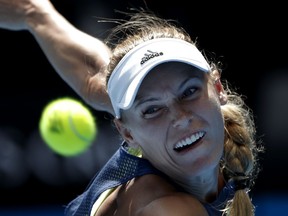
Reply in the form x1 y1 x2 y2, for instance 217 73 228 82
171 103 193 129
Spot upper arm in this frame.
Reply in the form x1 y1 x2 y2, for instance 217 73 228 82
27 1 114 114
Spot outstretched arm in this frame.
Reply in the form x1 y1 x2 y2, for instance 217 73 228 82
0 0 113 114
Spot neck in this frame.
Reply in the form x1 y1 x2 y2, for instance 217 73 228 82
172 167 224 203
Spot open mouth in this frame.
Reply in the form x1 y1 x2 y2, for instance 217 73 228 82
174 131 205 152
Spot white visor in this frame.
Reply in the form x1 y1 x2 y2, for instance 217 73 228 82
108 38 210 118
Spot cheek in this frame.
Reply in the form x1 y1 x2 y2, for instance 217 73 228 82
207 99 224 129
197 93 222 116
196 95 225 135
132 123 163 144
131 122 168 155
205 99 225 143
205 88 223 117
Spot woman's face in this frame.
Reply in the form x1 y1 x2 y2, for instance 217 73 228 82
118 62 226 177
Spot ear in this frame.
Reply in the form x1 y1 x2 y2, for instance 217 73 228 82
211 70 227 105
113 119 138 147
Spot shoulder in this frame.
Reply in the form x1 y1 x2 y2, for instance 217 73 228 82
122 174 209 216
137 192 209 216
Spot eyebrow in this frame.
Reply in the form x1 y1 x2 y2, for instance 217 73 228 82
134 75 200 109
134 96 158 109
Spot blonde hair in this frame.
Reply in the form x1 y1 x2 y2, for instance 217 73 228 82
104 9 263 216
219 81 263 216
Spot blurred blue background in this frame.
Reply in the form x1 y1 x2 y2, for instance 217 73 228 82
0 0 287 215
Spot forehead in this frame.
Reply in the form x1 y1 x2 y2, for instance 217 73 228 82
134 62 206 100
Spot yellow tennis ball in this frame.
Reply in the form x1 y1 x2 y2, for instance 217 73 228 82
39 97 97 157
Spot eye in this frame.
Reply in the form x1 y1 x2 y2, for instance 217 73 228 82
143 106 160 115
181 87 197 99
142 106 163 118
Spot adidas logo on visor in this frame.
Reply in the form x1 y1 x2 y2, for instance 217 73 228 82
140 50 163 65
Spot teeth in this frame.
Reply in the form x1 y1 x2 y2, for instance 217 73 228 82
175 132 204 149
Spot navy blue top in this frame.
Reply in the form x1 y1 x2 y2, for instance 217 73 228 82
64 145 235 216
